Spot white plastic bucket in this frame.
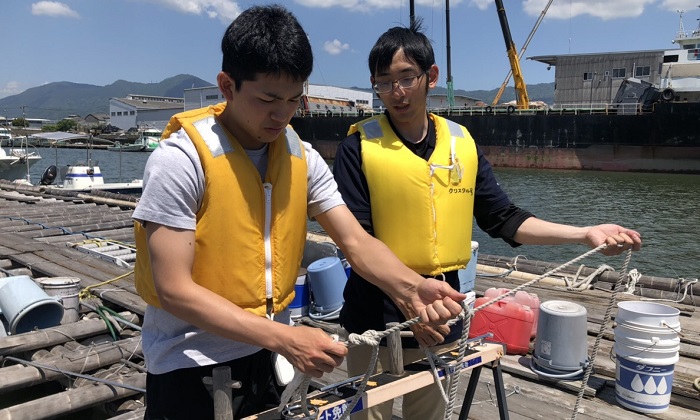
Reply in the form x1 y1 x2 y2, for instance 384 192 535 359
307 256 347 318
616 301 680 330
0 275 64 334
35 277 81 324
457 241 479 292
614 301 680 414
530 300 589 379
289 269 309 320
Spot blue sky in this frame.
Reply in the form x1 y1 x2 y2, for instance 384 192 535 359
1 0 698 100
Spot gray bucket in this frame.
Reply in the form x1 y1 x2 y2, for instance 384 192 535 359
530 300 590 379
0 275 64 334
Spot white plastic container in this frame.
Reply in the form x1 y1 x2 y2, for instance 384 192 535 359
614 302 681 414
457 241 479 292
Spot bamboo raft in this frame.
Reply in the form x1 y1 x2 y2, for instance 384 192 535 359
0 181 698 419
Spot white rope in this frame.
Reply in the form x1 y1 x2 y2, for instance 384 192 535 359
566 264 614 291
571 249 632 419
625 268 641 294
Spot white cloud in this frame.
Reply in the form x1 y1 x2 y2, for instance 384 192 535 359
0 81 23 100
295 0 466 14
661 1 700 12
469 0 491 11
324 39 350 55
151 0 242 23
522 0 657 20
31 1 80 18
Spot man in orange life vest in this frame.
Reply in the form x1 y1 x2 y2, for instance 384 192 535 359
131 5 466 419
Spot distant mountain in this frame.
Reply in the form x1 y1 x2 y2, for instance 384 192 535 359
0 74 214 121
0 74 554 121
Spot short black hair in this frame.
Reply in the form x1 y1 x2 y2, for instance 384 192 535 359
368 18 435 77
221 4 313 90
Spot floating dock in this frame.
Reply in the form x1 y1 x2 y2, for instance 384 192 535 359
0 181 698 419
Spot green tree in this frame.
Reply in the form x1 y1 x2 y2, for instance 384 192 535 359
11 117 28 127
56 119 78 131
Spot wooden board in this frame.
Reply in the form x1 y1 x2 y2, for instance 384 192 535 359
245 342 504 419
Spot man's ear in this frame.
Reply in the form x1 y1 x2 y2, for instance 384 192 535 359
427 65 439 88
217 72 235 101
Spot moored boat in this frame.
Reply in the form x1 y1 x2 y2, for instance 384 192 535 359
40 163 143 195
107 142 146 152
107 128 162 153
137 127 162 152
0 136 42 182
290 10 700 174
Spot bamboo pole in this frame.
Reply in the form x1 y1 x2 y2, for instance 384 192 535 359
479 254 698 295
0 336 142 392
476 264 568 287
0 371 145 419
0 312 139 356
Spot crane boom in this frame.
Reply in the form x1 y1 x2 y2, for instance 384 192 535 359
492 0 553 106
493 0 529 109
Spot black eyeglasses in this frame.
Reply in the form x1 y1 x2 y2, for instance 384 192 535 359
372 73 426 94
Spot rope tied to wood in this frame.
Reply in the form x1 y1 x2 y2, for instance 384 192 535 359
278 242 625 420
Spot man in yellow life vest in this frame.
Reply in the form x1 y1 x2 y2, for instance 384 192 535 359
333 19 642 420
132 6 466 419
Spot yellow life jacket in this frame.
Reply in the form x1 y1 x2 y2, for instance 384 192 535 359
135 103 308 316
349 113 477 275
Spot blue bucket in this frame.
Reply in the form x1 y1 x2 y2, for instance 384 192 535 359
289 269 309 320
307 256 347 317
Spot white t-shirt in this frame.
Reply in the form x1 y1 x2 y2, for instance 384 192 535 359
132 127 344 374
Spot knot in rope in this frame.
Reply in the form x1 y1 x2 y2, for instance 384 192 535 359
348 330 382 346
625 269 641 294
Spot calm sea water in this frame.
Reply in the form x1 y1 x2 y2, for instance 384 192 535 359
27 147 151 184
471 168 700 280
25 147 699 279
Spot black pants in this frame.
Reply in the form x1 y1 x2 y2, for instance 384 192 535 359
144 349 284 419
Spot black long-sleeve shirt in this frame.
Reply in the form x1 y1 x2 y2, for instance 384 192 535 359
333 114 534 346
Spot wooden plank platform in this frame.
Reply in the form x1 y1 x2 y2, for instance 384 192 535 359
0 183 698 419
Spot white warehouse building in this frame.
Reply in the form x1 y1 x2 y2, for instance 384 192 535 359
109 94 184 130
184 84 374 116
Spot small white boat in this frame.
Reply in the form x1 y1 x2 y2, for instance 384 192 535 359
40 164 143 195
138 127 162 152
107 142 145 152
106 128 162 153
0 140 42 182
0 127 12 147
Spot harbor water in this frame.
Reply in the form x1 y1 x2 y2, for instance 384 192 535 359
475 168 700 280
24 148 699 280
25 147 151 185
